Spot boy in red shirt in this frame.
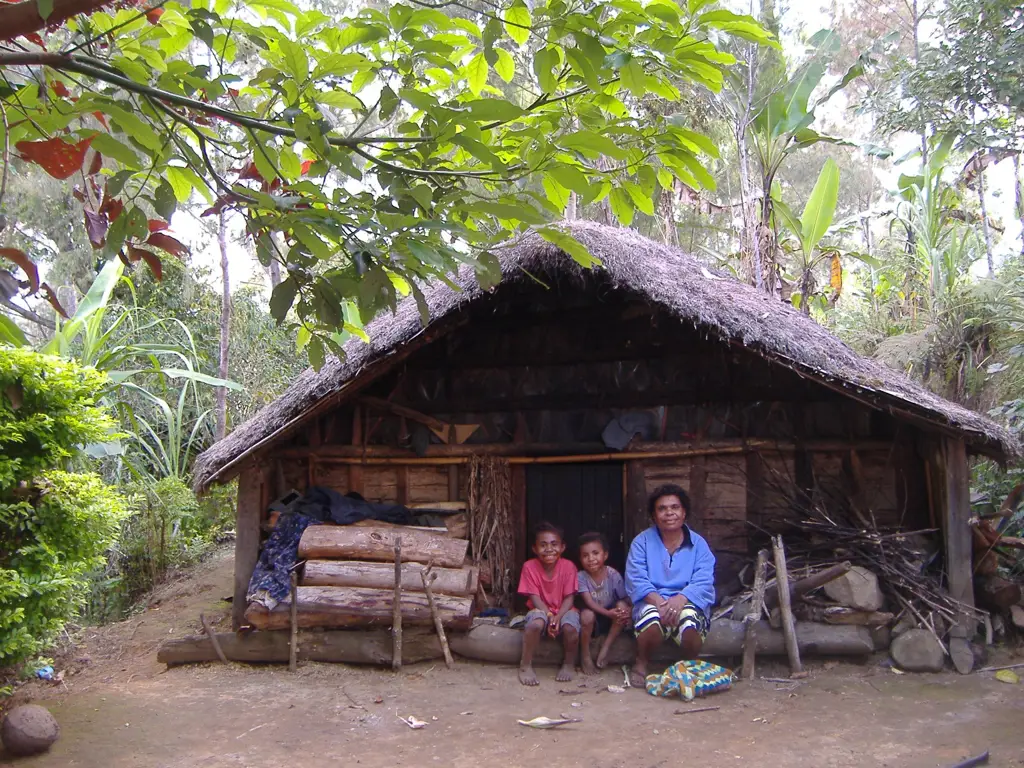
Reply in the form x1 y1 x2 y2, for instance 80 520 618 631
517 522 580 686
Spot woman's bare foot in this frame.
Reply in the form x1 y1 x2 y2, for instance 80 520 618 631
519 666 539 686
629 668 647 688
556 664 574 682
581 655 597 676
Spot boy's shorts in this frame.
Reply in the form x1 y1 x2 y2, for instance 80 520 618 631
525 608 581 635
633 603 710 643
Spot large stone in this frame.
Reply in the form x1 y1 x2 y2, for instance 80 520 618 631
1011 604 1024 631
890 628 945 673
1 704 59 756
823 566 884 611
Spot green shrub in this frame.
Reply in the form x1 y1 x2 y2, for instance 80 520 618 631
0 349 127 664
86 479 236 622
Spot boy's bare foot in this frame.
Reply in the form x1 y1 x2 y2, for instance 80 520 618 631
581 655 597 676
519 666 539 686
595 649 609 670
556 664 574 682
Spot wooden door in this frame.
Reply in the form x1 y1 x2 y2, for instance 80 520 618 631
526 463 625 570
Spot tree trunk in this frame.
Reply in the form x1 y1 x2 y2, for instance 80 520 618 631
244 586 473 631
977 170 994 277
298 525 468 568
215 210 231 441
158 628 445 666
302 559 478 597
448 620 876 666
1015 154 1023 258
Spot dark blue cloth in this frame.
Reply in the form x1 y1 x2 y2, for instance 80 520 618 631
246 486 413 608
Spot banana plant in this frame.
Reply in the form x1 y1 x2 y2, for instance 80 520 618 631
772 158 841 314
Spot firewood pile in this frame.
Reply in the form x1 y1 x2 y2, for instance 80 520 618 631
244 521 479 632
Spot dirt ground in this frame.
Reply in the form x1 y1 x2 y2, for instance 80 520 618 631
4 545 1024 768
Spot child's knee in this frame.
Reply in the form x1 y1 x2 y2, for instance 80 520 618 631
562 626 579 641
580 609 596 626
524 619 546 635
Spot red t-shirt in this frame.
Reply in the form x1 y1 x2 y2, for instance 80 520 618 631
517 558 577 612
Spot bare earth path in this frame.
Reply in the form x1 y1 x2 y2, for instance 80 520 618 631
5 546 1024 767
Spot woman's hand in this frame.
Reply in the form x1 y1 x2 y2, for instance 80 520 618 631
659 595 689 627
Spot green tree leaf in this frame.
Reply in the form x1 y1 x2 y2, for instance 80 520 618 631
504 2 531 46
621 58 648 97
494 48 515 83
466 52 488 97
799 157 840 255
609 187 635 226
537 226 599 267
269 276 298 322
542 174 570 211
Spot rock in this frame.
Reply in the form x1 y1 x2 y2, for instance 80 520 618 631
870 624 891 651
891 612 916 637
1 704 60 756
1011 604 1024 631
823 566 884 611
890 629 945 673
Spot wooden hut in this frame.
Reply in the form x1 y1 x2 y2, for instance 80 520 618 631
192 222 1019 646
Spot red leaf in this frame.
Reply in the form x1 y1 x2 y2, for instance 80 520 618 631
72 186 86 203
147 219 169 233
145 7 164 23
129 246 163 281
84 210 108 249
93 111 108 129
39 283 68 318
201 196 231 217
50 81 70 99
88 150 103 177
118 250 132 266
24 33 45 48
146 232 189 257
0 248 39 292
15 136 94 180
301 159 314 175
236 162 262 181
99 196 123 222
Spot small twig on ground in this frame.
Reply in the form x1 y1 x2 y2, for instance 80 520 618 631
977 661 1024 673
673 706 720 715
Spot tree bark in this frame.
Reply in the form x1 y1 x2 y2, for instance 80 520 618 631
977 170 994 277
159 621 877 667
302 559 479 597
298 525 468 568
215 209 231 441
0 0 114 42
1015 154 1024 258
158 628 445 666
244 586 473 631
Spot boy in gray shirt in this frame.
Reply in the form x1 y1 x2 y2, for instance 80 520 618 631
577 532 631 674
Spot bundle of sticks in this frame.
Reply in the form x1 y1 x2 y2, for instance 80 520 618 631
783 516 984 630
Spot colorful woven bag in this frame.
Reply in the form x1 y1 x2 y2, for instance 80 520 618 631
645 660 734 701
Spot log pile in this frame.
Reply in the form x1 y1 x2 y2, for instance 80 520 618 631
244 524 478 632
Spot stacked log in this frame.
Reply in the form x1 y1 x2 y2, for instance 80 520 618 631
245 524 476 632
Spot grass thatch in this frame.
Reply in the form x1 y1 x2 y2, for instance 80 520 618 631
194 221 1019 490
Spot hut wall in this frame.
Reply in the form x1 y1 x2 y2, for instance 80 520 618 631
255 289 934 578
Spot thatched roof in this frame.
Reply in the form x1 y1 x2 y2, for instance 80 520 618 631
194 221 1019 490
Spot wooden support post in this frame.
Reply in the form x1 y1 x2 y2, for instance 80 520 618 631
447 425 459 500
743 549 769 681
349 405 364 495
421 566 454 669
289 571 299 672
232 467 262 630
689 455 706 522
200 613 228 664
397 465 409 505
942 437 976 673
392 536 403 671
771 535 804 678
624 460 648 548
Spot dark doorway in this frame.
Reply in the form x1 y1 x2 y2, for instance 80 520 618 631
526 463 625 570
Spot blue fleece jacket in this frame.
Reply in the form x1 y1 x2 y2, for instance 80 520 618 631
625 526 716 618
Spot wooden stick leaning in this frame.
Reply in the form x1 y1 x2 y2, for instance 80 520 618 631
421 564 454 669
771 535 805 678
289 570 299 672
200 613 228 665
743 549 769 681
392 536 402 672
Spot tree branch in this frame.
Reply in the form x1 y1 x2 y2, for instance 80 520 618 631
0 0 115 42
0 295 54 329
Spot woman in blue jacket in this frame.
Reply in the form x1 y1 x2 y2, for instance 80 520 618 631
625 483 716 687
